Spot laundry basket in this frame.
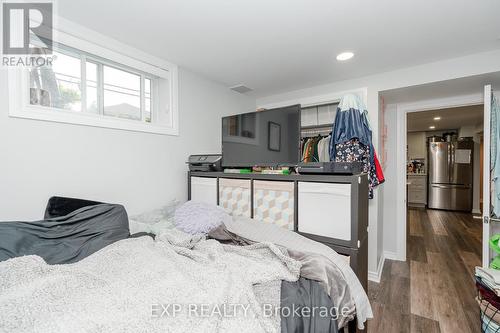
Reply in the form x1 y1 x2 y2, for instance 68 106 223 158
480 305 500 333
477 278 500 333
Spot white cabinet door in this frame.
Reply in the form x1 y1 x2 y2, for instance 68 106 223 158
253 180 294 230
219 178 251 217
301 107 318 127
317 104 337 126
407 132 427 159
298 182 351 241
190 177 217 205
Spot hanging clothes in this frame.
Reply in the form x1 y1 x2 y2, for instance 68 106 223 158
329 94 384 198
303 138 317 162
329 94 374 163
311 136 321 162
335 139 379 199
374 152 385 184
302 138 312 162
317 135 331 162
302 136 323 162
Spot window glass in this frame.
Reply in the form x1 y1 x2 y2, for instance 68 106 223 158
103 65 141 120
86 61 98 113
145 78 152 123
29 50 82 111
24 41 172 133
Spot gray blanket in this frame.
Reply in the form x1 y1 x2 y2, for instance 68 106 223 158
208 224 344 331
0 203 130 264
281 278 338 333
221 216 373 330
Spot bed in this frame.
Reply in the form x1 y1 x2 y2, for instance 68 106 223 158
0 197 372 332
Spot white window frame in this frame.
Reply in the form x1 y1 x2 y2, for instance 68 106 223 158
7 17 179 136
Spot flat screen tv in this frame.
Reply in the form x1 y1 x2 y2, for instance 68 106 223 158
222 104 301 167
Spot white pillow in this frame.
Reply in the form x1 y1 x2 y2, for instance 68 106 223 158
174 201 231 235
129 200 179 235
130 200 180 225
128 219 153 234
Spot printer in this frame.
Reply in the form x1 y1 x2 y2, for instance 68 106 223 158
187 154 223 172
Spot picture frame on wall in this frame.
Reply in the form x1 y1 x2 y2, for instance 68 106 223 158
268 121 281 151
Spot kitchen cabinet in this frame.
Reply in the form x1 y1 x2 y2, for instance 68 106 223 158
408 174 427 207
407 132 427 159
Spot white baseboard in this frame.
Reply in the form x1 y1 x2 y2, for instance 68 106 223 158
472 209 481 215
368 251 406 283
368 254 386 283
383 250 400 261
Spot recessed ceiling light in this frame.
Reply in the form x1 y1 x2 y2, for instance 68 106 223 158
433 117 441 120
336 52 354 61
429 126 436 129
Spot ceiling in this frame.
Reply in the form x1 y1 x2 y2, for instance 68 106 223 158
382 72 500 105
407 105 484 132
57 0 500 97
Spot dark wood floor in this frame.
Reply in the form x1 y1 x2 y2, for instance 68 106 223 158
368 208 482 332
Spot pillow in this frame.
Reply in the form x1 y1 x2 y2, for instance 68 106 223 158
174 201 231 235
44 196 103 219
130 200 180 225
0 203 129 264
128 219 154 234
128 200 179 235
129 218 176 235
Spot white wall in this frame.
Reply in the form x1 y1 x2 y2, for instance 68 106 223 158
382 105 399 256
257 48 500 279
0 68 255 221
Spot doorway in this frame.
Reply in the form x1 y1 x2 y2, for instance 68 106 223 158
381 73 500 261
406 105 483 214
371 77 495 332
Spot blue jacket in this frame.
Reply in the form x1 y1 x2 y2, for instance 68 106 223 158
329 94 374 163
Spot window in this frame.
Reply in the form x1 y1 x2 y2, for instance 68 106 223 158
9 27 178 135
29 50 82 112
103 65 141 120
28 43 160 124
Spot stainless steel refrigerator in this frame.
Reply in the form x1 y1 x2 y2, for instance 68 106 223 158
428 138 473 211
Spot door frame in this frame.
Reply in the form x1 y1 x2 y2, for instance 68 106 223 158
483 85 492 267
395 93 483 261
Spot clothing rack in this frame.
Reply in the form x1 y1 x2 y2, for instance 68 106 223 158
300 124 332 138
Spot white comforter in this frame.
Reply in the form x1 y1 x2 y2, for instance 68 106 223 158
0 230 301 333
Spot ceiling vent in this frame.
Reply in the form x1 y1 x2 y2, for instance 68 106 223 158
230 84 253 94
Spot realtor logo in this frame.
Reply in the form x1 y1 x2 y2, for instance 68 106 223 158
2 2 53 55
